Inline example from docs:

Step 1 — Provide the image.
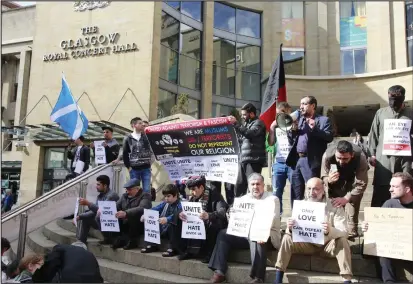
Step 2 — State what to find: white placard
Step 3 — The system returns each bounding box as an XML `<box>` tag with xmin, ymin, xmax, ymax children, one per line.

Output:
<box><xmin>382</xmin><ymin>119</ymin><xmax>412</xmax><ymax>156</ymax></box>
<box><xmin>98</xmin><ymin>201</ymin><xmax>120</xmax><ymax>232</ymax></box>
<box><xmin>249</xmin><ymin>198</ymin><xmax>276</xmax><ymax>242</ymax></box>
<box><xmin>291</xmin><ymin>200</ymin><xmax>325</xmax><ymax>245</ymax></box>
<box><xmin>144</xmin><ymin>209</ymin><xmax>161</xmax><ymax>244</ymax></box>
<box><xmin>160</xmin><ymin>155</ymin><xmax>239</xmax><ymax>184</ymax></box>
<box><xmin>73</xmin><ymin>197</ymin><xmax>79</xmax><ymax>227</ymax></box>
<box><xmin>74</xmin><ymin>160</ymin><xmax>85</xmax><ymax>174</ymax></box>
<box><xmin>94</xmin><ymin>140</ymin><xmax>107</xmax><ymax>165</ymax></box>
<box><xmin>227</xmin><ymin>198</ymin><xmax>255</xmax><ymax>238</ymax></box>
<box><xmin>181</xmin><ymin>202</ymin><xmax>206</xmax><ymax>240</ymax></box>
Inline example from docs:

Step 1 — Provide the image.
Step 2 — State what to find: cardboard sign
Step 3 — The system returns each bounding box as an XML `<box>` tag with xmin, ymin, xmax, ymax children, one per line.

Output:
<box><xmin>249</xmin><ymin>198</ymin><xmax>276</xmax><ymax>242</ymax></box>
<box><xmin>382</xmin><ymin>119</ymin><xmax>412</xmax><ymax>156</ymax></box>
<box><xmin>98</xmin><ymin>201</ymin><xmax>120</xmax><ymax>232</ymax></box>
<box><xmin>291</xmin><ymin>200</ymin><xmax>325</xmax><ymax>245</ymax></box>
<box><xmin>363</xmin><ymin>207</ymin><xmax>413</xmax><ymax>261</ymax></box>
<box><xmin>181</xmin><ymin>202</ymin><xmax>206</xmax><ymax>240</ymax></box>
<box><xmin>145</xmin><ymin>117</ymin><xmax>240</xmax><ymax>184</ymax></box>
<box><xmin>144</xmin><ymin>209</ymin><xmax>161</xmax><ymax>244</ymax></box>
<box><xmin>94</xmin><ymin>140</ymin><xmax>107</xmax><ymax>165</ymax></box>
<box><xmin>227</xmin><ymin>199</ymin><xmax>255</xmax><ymax>238</ymax></box>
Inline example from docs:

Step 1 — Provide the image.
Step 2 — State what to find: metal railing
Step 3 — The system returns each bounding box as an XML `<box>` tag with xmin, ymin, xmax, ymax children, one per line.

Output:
<box><xmin>1</xmin><ymin>162</ymin><xmax>124</xmax><ymax>258</ymax></box>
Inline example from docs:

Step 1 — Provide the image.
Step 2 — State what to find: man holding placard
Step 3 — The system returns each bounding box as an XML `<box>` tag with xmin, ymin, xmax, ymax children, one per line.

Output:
<box><xmin>368</xmin><ymin>85</ymin><xmax>413</xmax><ymax>208</ymax></box>
<box><xmin>274</xmin><ymin>178</ymin><xmax>352</xmax><ymax>284</ymax></box>
<box><xmin>362</xmin><ymin>172</ymin><xmax>413</xmax><ymax>283</ymax></box>
<box><xmin>209</xmin><ymin>173</ymin><xmax>281</xmax><ymax>283</ymax></box>
<box><xmin>112</xmin><ymin>178</ymin><xmax>152</xmax><ymax>250</ymax></box>
<box><xmin>140</xmin><ymin>184</ymin><xmax>183</xmax><ymax>257</ymax></box>
<box><xmin>90</xmin><ymin>126</ymin><xmax>120</xmax><ymax>164</ymax></box>
<box><xmin>76</xmin><ymin>175</ymin><xmax>119</xmax><ymax>245</ymax></box>
<box><xmin>178</xmin><ymin>176</ymin><xmax>228</xmax><ymax>263</ymax></box>
<box><xmin>321</xmin><ymin>140</ymin><xmax>369</xmax><ymax>238</ymax></box>
<box><xmin>67</xmin><ymin>135</ymin><xmax>90</xmax><ymax>178</ymax></box>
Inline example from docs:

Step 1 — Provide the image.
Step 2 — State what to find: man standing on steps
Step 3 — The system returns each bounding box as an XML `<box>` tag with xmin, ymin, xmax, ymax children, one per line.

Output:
<box><xmin>122</xmin><ymin>117</ymin><xmax>154</xmax><ymax>193</ymax></box>
<box><xmin>228</xmin><ymin>103</ymin><xmax>267</xmax><ymax>197</ymax></box>
<box><xmin>368</xmin><ymin>85</ymin><xmax>413</xmax><ymax>208</ymax></box>
<box><xmin>66</xmin><ymin>135</ymin><xmax>90</xmax><ymax>179</ymax></box>
<box><xmin>90</xmin><ymin>126</ymin><xmax>120</xmax><ymax>164</ymax></box>
<box><xmin>76</xmin><ymin>175</ymin><xmax>119</xmax><ymax>245</ymax></box>
<box><xmin>321</xmin><ymin>140</ymin><xmax>369</xmax><ymax>238</ymax></box>
<box><xmin>286</xmin><ymin>96</ymin><xmax>334</xmax><ymax>208</ymax></box>
<box><xmin>362</xmin><ymin>172</ymin><xmax>413</xmax><ymax>283</ymax></box>
<box><xmin>274</xmin><ymin>178</ymin><xmax>352</xmax><ymax>284</ymax></box>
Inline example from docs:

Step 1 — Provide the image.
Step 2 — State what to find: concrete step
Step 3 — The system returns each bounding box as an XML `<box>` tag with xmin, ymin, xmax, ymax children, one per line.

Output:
<box><xmin>50</xmin><ymin>220</ymin><xmax>378</xmax><ymax>278</ymax></box>
<box><xmin>42</xmin><ymin>220</ymin><xmax>378</xmax><ymax>283</ymax></box>
<box><xmin>10</xmin><ymin>239</ymin><xmax>34</xmax><ymax>259</ymax></box>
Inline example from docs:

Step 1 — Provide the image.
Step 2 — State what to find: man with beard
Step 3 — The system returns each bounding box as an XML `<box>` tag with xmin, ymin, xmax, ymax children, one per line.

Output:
<box><xmin>321</xmin><ymin>140</ymin><xmax>369</xmax><ymax>238</ymax></box>
<box><xmin>274</xmin><ymin>178</ymin><xmax>352</xmax><ymax>284</ymax></box>
<box><xmin>286</xmin><ymin>96</ymin><xmax>334</xmax><ymax>207</ymax></box>
<box><xmin>90</xmin><ymin>126</ymin><xmax>120</xmax><ymax>164</ymax></box>
<box><xmin>368</xmin><ymin>85</ymin><xmax>413</xmax><ymax>207</ymax></box>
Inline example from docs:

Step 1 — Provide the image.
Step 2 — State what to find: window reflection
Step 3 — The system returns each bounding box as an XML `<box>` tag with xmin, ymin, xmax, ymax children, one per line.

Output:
<box><xmin>214</xmin><ymin>2</ymin><xmax>236</xmax><ymax>33</ymax></box>
<box><xmin>236</xmin><ymin>43</ymin><xmax>260</xmax><ymax>73</ymax></box>
<box><xmin>179</xmin><ymin>55</ymin><xmax>201</xmax><ymax>90</ymax></box>
<box><xmin>181</xmin><ymin>1</ymin><xmax>202</xmax><ymax>22</ymax></box>
<box><xmin>213</xmin><ymin>37</ymin><xmax>236</xmax><ymax>68</ymax></box>
<box><xmin>166</xmin><ymin>1</ymin><xmax>180</xmax><ymax>10</ymax></box>
<box><xmin>159</xmin><ymin>44</ymin><xmax>179</xmax><ymax>84</ymax></box>
<box><xmin>236</xmin><ymin>9</ymin><xmax>260</xmax><ymax>38</ymax></box>
<box><xmin>212</xmin><ymin>103</ymin><xmax>232</xmax><ymax>117</ymax></box>
<box><xmin>406</xmin><ymin>2</ymin><xmax>413</xmax><ymax>67</ymax></box>
<box><xmin>283</xmin><ymin>51</ymin><xmax>305</xmax><ymax>75</ymax></box>
<box><xmin>157</xmin><ymin>89</ymin><xmax>176</xmax><ymax>118</ymax></box>
<box><xmin>180</xmin><ymin>24</ymin><xmax>202</xmax><ymax>60</ymax></box>
<box><xmin>236</xmin><ymin>70</ymin><xmax>260</xmax><ymax>101</ymax></box>
<box><xmin>213</xmin><ymin>65</ymin><xmax>235</xmax><ymax>97</ymax></box>
<box><xmin>187</xmin><ymin>97</ymin><xmax>200</xmax><ymax>119</ymax></box>
<box><xmin>161</xmin><ymin>12</ymin><xmax>179</xmax><ymax>50</ymax></box>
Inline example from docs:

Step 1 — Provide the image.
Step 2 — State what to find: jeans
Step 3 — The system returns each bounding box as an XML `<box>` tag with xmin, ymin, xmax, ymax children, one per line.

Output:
<box><xmin>130</xmin><ymin>168</ymin><xmax>151</xmax><ymax>193</ymax></box>
<box><xmin>271</xmin><ymin>161</ymin><xmax>292</xmax><ymax>215</ymax></box>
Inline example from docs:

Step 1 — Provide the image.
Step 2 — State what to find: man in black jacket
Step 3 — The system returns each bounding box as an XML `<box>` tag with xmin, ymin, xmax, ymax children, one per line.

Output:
<box><xmin>229</xmin><ymin>103</ymin><xmax>266</xmax><ymax>197</ymax></box>
<box><xmin>112</xmin><ymin>178</ymin><xmax>152</xmax><ymax>250</ymax></box>
<box><xmin>90</xmin><ymin>126</ymin><xmax>120</xmax><ymax>164</ymax></box>
<box><xmin>122</xmin><ymin>117</ymin><xmax>154</xmax><ymax>193</ymax></box>
<box><xmin>32</xmin><ymin>242</ymin><xmax>103</xmax><ymax>283</ymax></box>
<box><xmin>66</xmin><ymin>135</ymin><xmax>90</xmax><ymax>178</ymax></box>
<box><xmin>178</xmin><ymin>176</ymin><xmax>229</xmax><ymax>263</ymax></box>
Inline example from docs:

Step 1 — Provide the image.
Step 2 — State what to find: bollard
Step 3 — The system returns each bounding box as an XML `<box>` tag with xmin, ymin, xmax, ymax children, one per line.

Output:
<box><xmin>16</xmin><ymin>212</ymin><xmax>28</xmax><ymax>260</ymax></box>
<box><xmin>113</xmin><ymin>165</ymin><xmax>122</xmax><ymax>195</ymax></box>
<box><xmin>76</xmin><ymin>180</ymin><xmax>88</xmax><ymax>240</ymax></box>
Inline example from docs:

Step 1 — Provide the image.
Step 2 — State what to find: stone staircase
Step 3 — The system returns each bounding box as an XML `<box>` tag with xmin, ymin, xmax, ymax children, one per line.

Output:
<box><xmin>12</xmin><ymin>217</ymin><xmax>409</xmax><ymax>283</ymax></box>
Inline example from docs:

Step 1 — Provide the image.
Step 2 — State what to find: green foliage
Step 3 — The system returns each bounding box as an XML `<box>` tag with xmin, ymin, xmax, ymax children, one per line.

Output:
<box><xmin>171</xmin><ymin>93</ymin><xmax>189</xmax><ymax>115</ymax></box>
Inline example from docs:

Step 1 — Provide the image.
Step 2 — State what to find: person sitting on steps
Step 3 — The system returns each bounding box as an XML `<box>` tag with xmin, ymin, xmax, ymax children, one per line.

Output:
<box><xmin>140</xmin><ymin>184</ymin><xmax>183</xmax><ymax>257</ymax></box>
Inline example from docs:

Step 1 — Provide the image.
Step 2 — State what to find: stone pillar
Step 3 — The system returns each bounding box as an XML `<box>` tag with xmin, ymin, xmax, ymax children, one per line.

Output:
<box><xmin>390</xmin><ymin>1</ymin><xmax>408</xmax><ymax>69</ymax></box>
<box><xmin>19</xmin><ymin>142</ymin><xmax>45</xmax><ymax>205</ymax></box>
<box><xmin>366</xmin><ymin>2</ymin><xmax>392</xmax><ymax>72</ymax></box>
<box><xmin>327</xmin><ymin>1</ymin><xmax>341</xmax><ymax>75</ymax></box>
<box><xmin>201</xmin><ymin>1</ymin><xmax>214</xmax><ymax>118</ymax></box>
<box><xmin>305</xmin><ymin>2</ymin><xmax>320</xmax><ymax>75</ymax></box>
<box><xmin>148</xmin><ymin>2</ymin><xmax>163</xmax><ymax>122</ymax></box>
<box><xmin>318</xmin><ymin>2</ymin><xmax>329</xmax><ymax>75</ymax></box>
<box><xmin>14</xmin><ymin>50</ymin><xmax>31</xmax><ymax>126</ymax></box>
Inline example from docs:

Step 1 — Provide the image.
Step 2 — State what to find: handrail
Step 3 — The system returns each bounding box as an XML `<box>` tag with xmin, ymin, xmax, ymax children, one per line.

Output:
<box><xmin>1</xmin><ymin>162</ymin><xmax>119</xmax><ymax>223</ymax></box>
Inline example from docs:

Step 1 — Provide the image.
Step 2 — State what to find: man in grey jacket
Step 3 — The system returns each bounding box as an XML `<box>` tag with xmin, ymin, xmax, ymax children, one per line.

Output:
<box><xmin>76</xmin><ymin>175</ymin><xmax>119</xmax><ymax>245</ymax></box>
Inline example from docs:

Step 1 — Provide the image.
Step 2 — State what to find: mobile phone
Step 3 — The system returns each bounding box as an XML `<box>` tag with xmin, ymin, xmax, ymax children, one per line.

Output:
<box><xmin>330</xmin><ymin>164</ymin><xmax>338</xmax><ymax>173</ymax></box>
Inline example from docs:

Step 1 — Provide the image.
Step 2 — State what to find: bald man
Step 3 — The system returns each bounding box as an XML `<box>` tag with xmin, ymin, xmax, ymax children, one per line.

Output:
<box><xmin>274</xmin><ymin>178</ymin><xmax>353</xmax><ymax>284</ymax></box>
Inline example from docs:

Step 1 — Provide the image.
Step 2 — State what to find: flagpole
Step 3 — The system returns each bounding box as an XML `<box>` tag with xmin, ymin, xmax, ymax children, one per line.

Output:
<box><xmin>61</xmin><ymin>72</ymin><xmax>87</xmax><ymax>128</ymax></box>
<box><xmin>276</xmin><ymin>43</ymin><xmax>283</xmax><ymax>102</ymax></box>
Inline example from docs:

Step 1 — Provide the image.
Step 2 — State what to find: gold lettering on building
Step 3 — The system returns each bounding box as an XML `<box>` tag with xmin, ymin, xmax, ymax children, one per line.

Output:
<box><xmin>43</xmin><ymin>26</ymin><xmax>139</xmax><ymax>62</ymax></box>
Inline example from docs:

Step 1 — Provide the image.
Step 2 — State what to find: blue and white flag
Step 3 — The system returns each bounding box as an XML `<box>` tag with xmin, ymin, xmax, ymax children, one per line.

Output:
<box><xmin>50</xmin><ymin>75</ymin><xmax>88</xmax><ymax>140</ymax></box>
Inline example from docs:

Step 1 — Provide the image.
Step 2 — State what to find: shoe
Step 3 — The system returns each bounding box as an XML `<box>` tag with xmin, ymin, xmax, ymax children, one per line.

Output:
<box><xmin>343</xmin><ymin>281</ymin><xmax>352</xmax><ymax>284</ymax></box>
<box><xmin>201</xmin><ymin>256</ymin><xmax>210</xmax><ymax>264</ymax></box>
<box><xmin>250</xmin><ymin>278</ymin><xmax>263</xmax><ymax>283</ymax></box>
<box><xmin>123</xmin><ymin>240</ymin><xmax>138</xmax><ymax>250</ymax></box>
<box><xmin>177</xmin><ymin>252</ymin><xmax>192</xmax><ymax>261</ymax></box>
<box><xmin>211</xmin><ymin>273</ymin><xmax>225</xmax><ymax>283</ymax></box>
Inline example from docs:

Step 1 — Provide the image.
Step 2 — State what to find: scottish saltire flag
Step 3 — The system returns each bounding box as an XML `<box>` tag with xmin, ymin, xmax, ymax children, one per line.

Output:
<box><xmin>50</xmin><ymin>75</ymin><xmax>88</xmax><ymax>140</ymax></box>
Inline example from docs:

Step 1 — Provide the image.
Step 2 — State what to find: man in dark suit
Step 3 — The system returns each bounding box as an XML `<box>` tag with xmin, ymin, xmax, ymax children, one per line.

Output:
<box><xmin>286</xmin><ymin>96</ymin><xmax>334</xmax><ymax>208</ymax></box>
<box><xmin>67</xmin><ymin>135</ymin><xmax>90</xmax><ymax>178</ymax></box>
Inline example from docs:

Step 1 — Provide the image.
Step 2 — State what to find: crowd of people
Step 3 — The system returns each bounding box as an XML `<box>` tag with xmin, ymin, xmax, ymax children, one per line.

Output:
<box><xmin>2</xmin><ymin>84</ymin><xmax>412</xmax><ymax>283</ymax></box>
